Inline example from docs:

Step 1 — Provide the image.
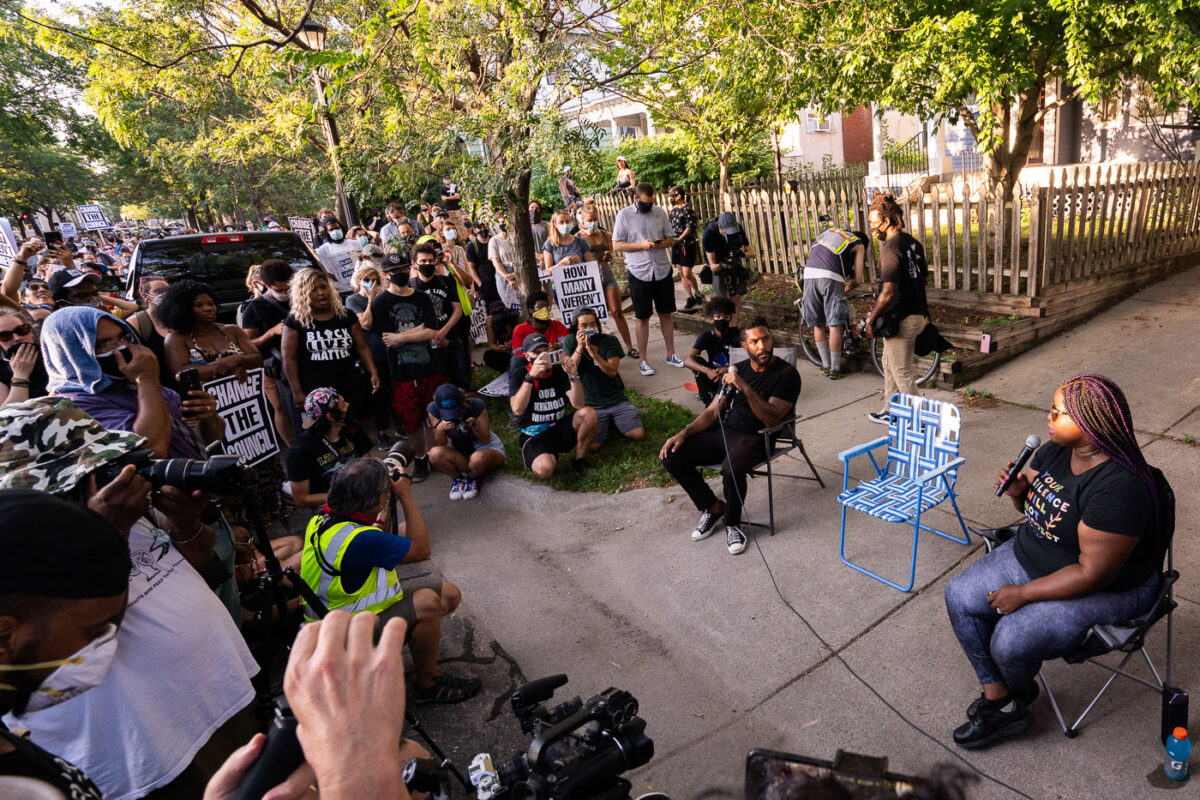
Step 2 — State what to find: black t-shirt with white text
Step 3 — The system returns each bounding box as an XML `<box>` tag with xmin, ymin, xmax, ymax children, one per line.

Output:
<box><xmin>508</xmin><ymin>356</ymin><xmax>571</xmax><ymax>431</ymax></box>
<box><xmin>723</xmin><ymin>356</ymin><xmax>801</xmax><ymax>435</ymax></box>
<box><xmin>409</xmin><ymin>275</ymin><xmax>458</xmax><ymax>332</ymax></box>
<box><xmin>878</xmin><ymin>232</ymin><xmax>929</xmax><ymax>319</ymax></box>
<box><xmin>283</xmin><ymin>312</ymin><xmax>360</xmax><ymax>395</ymax></box>
<box><xmin>0</xmin><ymin>726</ymin><xmax>104</xmax><ymax>799</ymax></box>
<box><xmin>440</xmin><ymin>183</ymin><xmax>462</xmax><ymax>211</ymax></box>
<box><xmin>691</xmin><ymin>327</ymin><xmax>741</xmax><ymax>368</ymax></box>
<box><xmin>285</xmin><ymin>424</ymin><xmax>372</xmax><ymax>494</ymax></box>
<box><xmin>1014</xmin><ymin>442</ymin><xmax>1157</xmax><ymax>590</ymax></box>
<box><xmin>370</xmin><ymin>291</ymin><xmax>438</xmax><ymax>381</ymax></box>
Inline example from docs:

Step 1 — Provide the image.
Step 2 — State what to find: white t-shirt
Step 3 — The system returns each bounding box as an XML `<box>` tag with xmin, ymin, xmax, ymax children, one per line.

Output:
<box><xmin>4</xmin><ymin>519</ymin><xmax>259</xmax><ymax>800</ymax></box>
<box><xmin>315</xmin><ymin>240</ymin><xmax>362</xmax><ymax>293</ymax></box>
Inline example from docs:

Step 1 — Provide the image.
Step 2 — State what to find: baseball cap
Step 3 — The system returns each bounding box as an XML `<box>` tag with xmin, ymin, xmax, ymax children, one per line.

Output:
<box><xmin>361</xmin><ymin>244</ymin><xmax>384</xmax><ymax>261</ymax></box>
<box><xmin>563</xmin><ymin>166</ymin><xmax>572</xmax><ymax>173</ymax></box>
<box><xmin>382</xmin><ymin>252</ymin><xmax>411</xmax><ymax>270</ymax></box>
<box><xmin>522</xmin><ymin>333</ymin><xmax>549</xmax><ymax>353</ymax></box>
<box><xmin>302</xmin><ymin>387</ymin><xmax>342</xmax><ymax>428</ymax></box>
<box><xmin>0</xmin><ymin>397</ymin><xmax>147</xmax><ymax>493</ymax></box>
<box><xmin>717</xmin><ymin>212</ymin><xmax>741</xmax><ymax>235</ymax></box>
<box><xmin>431</xmin><ymin>209</ymin><xmax>449</xmax><ymax>219</ymax></box>
<box><xmin>48</xmin><ymin>268</ymin><xmax>101</xmax><ymax>301</ymax></box>
<box><xmin>432</xmin><ymin>383</ymin><xmax>464</xmax><ymax>420</ymax></box>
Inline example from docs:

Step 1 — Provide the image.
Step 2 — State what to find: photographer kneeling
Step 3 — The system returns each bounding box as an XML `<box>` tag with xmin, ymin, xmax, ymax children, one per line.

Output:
<box><xmin>300</xmin><ymin>457</ymin><xmax>481</xmax><ymax>705</ymax></box>
<box><xmin>427</xmin><ymin>383</ymin><xmax>505</xmax><ymax>501</ymax></box>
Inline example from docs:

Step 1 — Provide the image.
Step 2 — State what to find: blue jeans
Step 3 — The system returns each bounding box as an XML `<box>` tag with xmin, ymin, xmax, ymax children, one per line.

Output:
<box><xmin>944</xmin><ymin>540</ymin><xmax>1158</xmax><ymax>690</ymax></box>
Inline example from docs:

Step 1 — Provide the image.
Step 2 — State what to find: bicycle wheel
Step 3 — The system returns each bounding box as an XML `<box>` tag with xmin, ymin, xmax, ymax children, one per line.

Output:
<box><xmin>794</xmin><ymin>300</ymin><xmax>823</xmax><ymax>366</ymax></box>
<box><xmin>869</xmin><ymin>338</ymin><xmax>942</xmax><ymax>386</ymax></box>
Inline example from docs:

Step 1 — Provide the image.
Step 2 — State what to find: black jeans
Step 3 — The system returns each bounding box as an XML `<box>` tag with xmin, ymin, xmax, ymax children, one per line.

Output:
<box><xmin>661</xmin><ymin>426</ymin><xmax>767</xmax><ymax>527</ymax></box>
<box><xmin>689</xmin><ymin>356</ymin><xmax>719</xmax><ymax>404</ymax></box>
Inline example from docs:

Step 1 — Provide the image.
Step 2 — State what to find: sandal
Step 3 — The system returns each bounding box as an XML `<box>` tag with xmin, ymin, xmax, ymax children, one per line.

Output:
<box><xmin>410</xmin><ymin>673</ymin><xmax>482</xmax><ymax>705</ymax></box>
<box><xmin>627</xmin><ymin>347</ymin><xmax>640</xmax><ymax>359</ymax></box>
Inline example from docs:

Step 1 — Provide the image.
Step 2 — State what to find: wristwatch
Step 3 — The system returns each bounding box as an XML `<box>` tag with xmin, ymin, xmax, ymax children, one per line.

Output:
<box><xmin>523</xmin><ymin>373</ymin><xmax>536</xmax><ymax>385</ymax></box>
<box><xmin>569</xmin><ymin>376</ymin><xmax>581</xmax><ymax>383</ymax></box>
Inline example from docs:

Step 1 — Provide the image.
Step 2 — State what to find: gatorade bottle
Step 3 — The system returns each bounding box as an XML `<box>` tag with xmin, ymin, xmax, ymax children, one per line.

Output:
<box><xmin>1164</xmin><ymin>727</ymin><xmax>1191</xmax><ymax>781</ymax></box>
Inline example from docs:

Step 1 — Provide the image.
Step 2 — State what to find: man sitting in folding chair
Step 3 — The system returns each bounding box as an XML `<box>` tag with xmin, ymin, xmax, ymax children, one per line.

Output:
<box><xmin>660</xmin><ymin>317</ymin><xmax>800</xmax><ymax>556</ymax></box>
<box><xmin>944</xmin><ymin>374</ymin><xmax>1163</xmax><ymax>750</ymax></box>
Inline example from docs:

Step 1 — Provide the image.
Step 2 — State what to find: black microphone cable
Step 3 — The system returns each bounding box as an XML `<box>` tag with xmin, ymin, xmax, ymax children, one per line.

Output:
<box><xmin>711</xmin><ymin>396</ymin><xmax>1033</xmax><ymax>800</ymax></box>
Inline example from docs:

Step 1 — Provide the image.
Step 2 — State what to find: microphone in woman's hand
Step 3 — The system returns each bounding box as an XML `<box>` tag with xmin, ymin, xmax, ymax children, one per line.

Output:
<box><xmin>996</xmin><ymin>434</ymin><xmax>1040</xmax><ymax>496</ymax></box>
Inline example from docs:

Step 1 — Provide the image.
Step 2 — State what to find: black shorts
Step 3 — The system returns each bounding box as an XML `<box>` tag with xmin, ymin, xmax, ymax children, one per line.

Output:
<box><xmin>378</xmin><ymin>581</ymin><xmax>443</xmax><ymax>642</ymax></box>
<box><xmin>627</xmin><ymin>272</ymin><xmax>677</xmax><ymax>320</ymax></box>
<box><xmin>672</xmin><ymin>240</ymin><xmax>698</xmax><ymax>267</ymax></box>
<box><xmin>519</xmin><ymin>414</ymin><xmax>578</xmax><ymax>468</ymax></box>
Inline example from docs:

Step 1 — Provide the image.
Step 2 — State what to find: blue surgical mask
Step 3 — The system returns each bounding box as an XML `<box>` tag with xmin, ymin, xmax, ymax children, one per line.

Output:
<box><xmin>329</xmin><ymin>229</ymin><xmax>344</xmax><ymax>242</ymax></box>
<box><xmin>361</xmin><ymin>279</ymin><xmax>375</xmax><ymax>291</ymax></box>
<box><xmin>585</xmin><ymin>220</ymin><xmax>598</xmax><ymax>232</ymax></box>
<box><xmin>444</xmin><ymin>229</ymin><xmax>458</xmax><ymax>241</ymax></box>
<box><xmin>357</xmin><ymin>235</ymin><xmax>369</xmax><ymax>246</ymax></box>
<box><xmin>556</xmin><ymin>223</ymin><xmax>572</xmax><ymax>235</ymax></box>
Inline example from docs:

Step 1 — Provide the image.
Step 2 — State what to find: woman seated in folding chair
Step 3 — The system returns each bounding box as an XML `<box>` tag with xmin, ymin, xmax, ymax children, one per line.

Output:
<box><xmin>944</xmin><ymin>374</ymin><xmax>1161</xmax><ymax>749</ymax></box>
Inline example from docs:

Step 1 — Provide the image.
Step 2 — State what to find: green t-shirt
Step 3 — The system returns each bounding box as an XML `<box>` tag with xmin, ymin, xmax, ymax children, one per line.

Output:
<box><xmin>563</xmin><ymin>332</ymin><xmax>626</xmax><ymax>408</ymax></box>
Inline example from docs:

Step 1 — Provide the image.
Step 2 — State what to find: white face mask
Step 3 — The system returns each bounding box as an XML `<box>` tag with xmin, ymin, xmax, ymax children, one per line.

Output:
<box><xmin>267</xmin><ymin>288</ymin><xmax>289</xmax><ymax>302</ymax></box>
<box><xmin>444</xmin><ymin>229</ymin><xmax>458</xmax><ymax>241</ymax></box>
<box><xmin>0</xmin><ymin>624</ymin><xmax>119</xmax><ymax>714</ymax></box>
<box><xmin>556</xmin><ymin>223</ymin><xmax>572</xmax><ymax>235</ymax></box>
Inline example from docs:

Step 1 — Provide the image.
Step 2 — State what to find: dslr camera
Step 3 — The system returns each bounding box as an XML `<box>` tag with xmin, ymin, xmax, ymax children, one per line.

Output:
<box><xmin>382</xmin><ymin>439</ymin><xmax>413</xmax><ymax>481</ymax></box>
<box><xmin>93</xmin><ymin>449</ymin><xmax>246</xmax><ymax>498</ymax></box>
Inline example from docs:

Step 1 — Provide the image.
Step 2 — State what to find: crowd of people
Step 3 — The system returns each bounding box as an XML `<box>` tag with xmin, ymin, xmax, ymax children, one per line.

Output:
<box><xmin>0</xmin><ymin>168</ymin><xmax>1171</xmax><ymax>798</ymax></box>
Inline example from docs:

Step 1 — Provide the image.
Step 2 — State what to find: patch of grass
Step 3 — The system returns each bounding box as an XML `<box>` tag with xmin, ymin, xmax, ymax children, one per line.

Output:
<box><xmin>1184</xmin><ymin>433</ymin><xmax>1196</xmax><ymax>445</ymax></box>
<box><xmin>471</xmin><ymin>366</ymin><xmax>694</xmax><ymax>493</ymax></box>
<box><xmin>980</xmin><ymin>314</ymin><xmax>1021</xmax><ymax>331</ymax></box>
<box><xmin>1022</xmin><ymin>403</ymin><xmax>1037</xmax><ymax>410</ymax></box>
<box><xmin>961</xmin><ymin>386</ymin><xmax>994</xmax><ymax>399</ymax></box>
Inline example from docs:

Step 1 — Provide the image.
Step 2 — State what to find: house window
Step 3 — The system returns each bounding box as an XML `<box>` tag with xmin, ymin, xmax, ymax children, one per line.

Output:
<box><xmin>806</xmin><ymin>113</ymin><xmax>834</xmax><ymax>133</ymax></box>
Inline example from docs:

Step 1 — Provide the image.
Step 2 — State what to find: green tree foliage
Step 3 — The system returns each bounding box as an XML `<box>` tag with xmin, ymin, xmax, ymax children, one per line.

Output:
<box><xmin>799</xmin><ymin>0</ymin><xmax>1200</xmax><ymax>198</ymax></box>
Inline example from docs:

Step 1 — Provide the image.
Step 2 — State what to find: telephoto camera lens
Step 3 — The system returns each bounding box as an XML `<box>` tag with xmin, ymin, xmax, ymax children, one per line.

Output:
<box><xmin>144</xmin><ymin>454</ymin><xmax>246</xmax><ymax>498</ymax></box>
<box><xmin>383</xmin><ymin>439</ymin><xmax>413</xmax><ymax>481</ymax></box>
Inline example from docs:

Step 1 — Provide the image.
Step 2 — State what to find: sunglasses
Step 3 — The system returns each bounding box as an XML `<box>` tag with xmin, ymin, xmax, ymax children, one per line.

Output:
<box><xmin>1049</xmin><ymin>405</ymin><xmax>1070</xmax><ymax>421</ymax></box>
<box><xmin>0</xmin><ymin>323</ymin><xmax>34</xmax><ymax>342</ymax></box>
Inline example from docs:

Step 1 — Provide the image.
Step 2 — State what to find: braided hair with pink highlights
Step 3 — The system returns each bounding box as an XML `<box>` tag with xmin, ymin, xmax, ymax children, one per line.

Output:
<box><xmin>1059</xmin><ymin>374</ymin><xmax>1159</xmax><ymax>517</ymax></box>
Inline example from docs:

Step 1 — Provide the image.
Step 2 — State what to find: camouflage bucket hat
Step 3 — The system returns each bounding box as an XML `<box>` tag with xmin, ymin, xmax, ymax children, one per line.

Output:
<box><xmin>0</xmin><ymin>397</ymin><xmax>147</xmax><ymax>493</ymax></box>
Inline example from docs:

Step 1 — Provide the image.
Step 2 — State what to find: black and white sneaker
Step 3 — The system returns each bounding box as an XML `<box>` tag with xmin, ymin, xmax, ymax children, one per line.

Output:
<box><xmin>691</xmin><ymin>509</ymin><xmax>721</xmax><ymax>541</ymax></box>
<box><xmin>867</xmin><ymin>410</ymin><xmax>890</xmax><ymax>425</ymax></box>
<box><xmin>726</xmin><ymin>525</ymin><xmax>748</xmax><ymax>555</ymax></box>
<box><xmin>409</xmin><ymin>455</ymin><xmax>430</xmax><ymax>483</ymax></box>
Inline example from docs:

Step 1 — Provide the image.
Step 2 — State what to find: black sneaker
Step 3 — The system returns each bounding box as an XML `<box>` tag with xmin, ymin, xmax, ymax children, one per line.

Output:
<box><xmin>691</xmin><ymin>508</ymin><xmax>721</xmax><ymax>541</ymax></box>
<box><xmin>684</xmin><ymin>295</ymin><xmax>700</xmax><ymax>310</ymax></box>
<box><xmin>867</xmin><ymin>410</ymin><xmax>890</xmax><ymax>425</ymax></box>
<box><xmin>725</xmin><ymin>525</ymin><xmax>748</xmax><ymax>555</ymax></box>
<box><xmin>967</xmin><ymin>683</ymin><xmax>1039</xmax><ymax>721</ymax></box>
<box><xmin>376</xmin><ymin>432</ymin><xmax>393</xmax><ymax>451</ymax></box>
<box><xmin>409</xmin><ymin>455</ymin><xmax>430</xmax><ymax>483</ymax></box>
<box><xmin>953</xmin><ymin>698</ymin><xmax>1033</xmax><ymax>749</ymax></box>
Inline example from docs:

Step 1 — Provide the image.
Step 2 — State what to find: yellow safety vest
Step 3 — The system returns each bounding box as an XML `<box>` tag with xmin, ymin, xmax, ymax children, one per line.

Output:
<box><xmin>300</xmin><ymin>516</ymin><xmax>404</xmax><ymax>622</ymax></box>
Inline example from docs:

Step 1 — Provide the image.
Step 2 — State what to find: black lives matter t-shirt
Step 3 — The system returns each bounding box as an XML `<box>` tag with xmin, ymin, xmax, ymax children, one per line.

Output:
<box><xmin>690</xmin><ymin>327</ymin><xmax>740</xmax><ymax>368</ymax></box>
<box><xmin>1014</xmin><ymin>442</ymin><xmax>1157</xmax><ymax>590</ymax></box>
<box><xmin>878</xmin><ymin>231</ymin><xmax>930</xmax><ymax>319</ymax></box>
<box><xmin>723</xmin><ymin>356</ymin><xmax>801</xmax><ymax>435</ymax></box>
<box><xmin>284</xmin><ymin>313</ymin><xmax>359</xmax><ymax>394</ymax></box>
<box><xmin>507</xmin><ymin>356</ymin><xmax>570</xmax><ymax>431</ymax></box>
<box><xmin>370</xmin><ymin>291</ymin><xmax>438</xmax><ymax>382</ymax></box>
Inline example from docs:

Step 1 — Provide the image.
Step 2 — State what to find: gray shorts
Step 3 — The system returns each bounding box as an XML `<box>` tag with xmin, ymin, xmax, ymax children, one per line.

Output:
<box><xmin>801</xmin><ymin>277</ymin><xmax>849</xmax><ymax>327</ymax></box>
<box><xmin>599</xmin><ymin>262</ymin><xmax>619</xmax><ymax>293</ymax></box>
<box><xmin>594</xmin><ymin>399</ymin><xmax>643</xmax><ymax>446</ymax></box>
<box><xmin>474</xmin><ymin>431</ymin><xmax>506</xmax><ymax>457</ymax></box>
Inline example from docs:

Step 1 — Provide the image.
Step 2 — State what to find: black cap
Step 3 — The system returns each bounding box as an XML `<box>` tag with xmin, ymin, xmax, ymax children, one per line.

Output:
<box><xmin>382</xmin><ymin>252</ymin><xmax>411</xmax><ymax>270</ymax></box>
<box><xmin>522</xmin><ymin>333</ymin><xmax>549</xmax><ymax>353</ymax></box>
<box><xmin>432</xmin><ymin>383</ymin><xmax>464</xmax><ymax>420</ymax></box>
<box><xmin>47</xmin><ymin>268</ymin><xmax>101</xmax><ymax>301</ymax></box>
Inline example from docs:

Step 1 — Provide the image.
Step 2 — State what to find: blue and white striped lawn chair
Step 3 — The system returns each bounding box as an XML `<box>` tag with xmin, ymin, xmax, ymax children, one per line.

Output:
<box><xmin>837</xmin><ymin>393</ymin><xmax>970</xmax><ymax>591</ymax></box>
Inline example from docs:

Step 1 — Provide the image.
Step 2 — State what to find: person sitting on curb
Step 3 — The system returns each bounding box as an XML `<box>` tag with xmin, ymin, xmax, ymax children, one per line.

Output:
<box><xmin>427</xmin><ymin>383</ymin><xmax>506</xmax><ymax>500</ymax></box>
<box><xmin>683</xmin><ymin>295</ymin><xmax>740</xmax><ymax>406</ymax></box>
<box><xmin>508</xmin><ymin>333</ymin><xmax>597</xmax><ymax>478</ymax></box>
<box><xmin>300</xmin><ymin>457</ymin><xmax>481</xmax><ymax>705</ymax></box>
<box><xmin>562</xmin><ymin>308</ymin><xmax>644</xmax><ymax>451</ymax></box>
<box><xmin>285</xmin><ymin>388</ymin><xmax>373</xmax><ymax>510</ymax></box>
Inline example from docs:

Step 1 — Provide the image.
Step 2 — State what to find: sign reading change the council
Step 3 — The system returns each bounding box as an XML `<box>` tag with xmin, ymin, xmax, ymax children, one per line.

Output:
<box><xmin>75</xmin><ymin>204</ymin><xmax>112</xmax><ymax>230</ymax></box>
<box><xmin>202</xmin><ymin>368</ymin><xmax>280</xmax><ymax>467</ymax></box>
<box><xmin>288</xmin><ymin>216</ymin><xmax>316</xmax><ymax>248</ymax></box>
<box><xmin>550</xmin><ymin>260</ymin><xmax>608</xmax><ymax>326</ymax></box>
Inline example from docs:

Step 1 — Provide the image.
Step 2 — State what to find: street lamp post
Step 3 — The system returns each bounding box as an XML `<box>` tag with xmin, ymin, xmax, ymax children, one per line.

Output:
<box><xmin>296</xmin><ymin>20</ymin><xmax>359</xmax><ymax>228</ymax></box>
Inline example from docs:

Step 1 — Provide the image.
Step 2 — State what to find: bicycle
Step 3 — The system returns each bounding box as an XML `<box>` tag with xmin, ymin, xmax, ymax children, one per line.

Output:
<box><xmin>793</xmin><ymin>292</ymin><xmax>941</xmax><ymax>386</ymax></box>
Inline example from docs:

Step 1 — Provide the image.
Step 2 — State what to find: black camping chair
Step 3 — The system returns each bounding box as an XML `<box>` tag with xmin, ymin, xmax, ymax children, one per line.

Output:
<box><xmin>969</xmin><ymin>467</ymin><xmax>1177</xmax><ymax>737</ymax></box>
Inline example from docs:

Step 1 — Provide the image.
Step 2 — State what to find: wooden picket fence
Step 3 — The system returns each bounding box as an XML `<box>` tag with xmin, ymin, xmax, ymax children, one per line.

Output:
<box><xmin>588</xmin><ymin>161</ymin><xmax>1200</xmax><ymax>299</ymax></box>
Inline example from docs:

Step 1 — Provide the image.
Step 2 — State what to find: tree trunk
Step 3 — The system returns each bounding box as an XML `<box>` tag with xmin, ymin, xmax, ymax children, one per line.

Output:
<box><xmin>718</xmin><ymin>151</ymin><xmax>732</xmax><ymax>210</ymax></box>
<box><xmin>984</xmin><ymin>82</ymin><xmax>1044</xmax><ymax>201</ymax></box>
<box><xmin>771</xmin><ymin>128</ymin><xmax>784</xmax><ymax>190</ymax></box>
<box><xmin>507</xmin><ymin>169</ymin><xmax>539</xmax><ymax>296</ymax></box>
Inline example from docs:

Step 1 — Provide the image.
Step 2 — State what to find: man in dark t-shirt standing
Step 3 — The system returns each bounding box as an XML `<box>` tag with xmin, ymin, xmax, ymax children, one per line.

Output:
<box><xmin>371</xmin><ymin>251</ymin><xmax>441</xmax><ymax>481</ymax></box>
<box><xmin>661</xmin><ymin>317</ymin><xmax>801</xmax><ymax>556</ymax></box>
<box><xmin>863</xmin><ymin>193</ymin><xmax>930</xmax><ymax>424</ymax></box>
<box><xmin>409</xmin><ymin>244</ymin><xmax>465</xmax><ymax>390</ymax></box>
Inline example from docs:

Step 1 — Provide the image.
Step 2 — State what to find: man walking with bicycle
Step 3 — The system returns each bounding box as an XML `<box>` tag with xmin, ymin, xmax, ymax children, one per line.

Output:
<box><xmin>863</xmin><ymin>193</ymin><xmax>930</xmax><ymax>424</ymax></box>
<box><xmin>799</xmin><ymin>226</ymin><xmax>868</xmax><ymax>379</ymax></box>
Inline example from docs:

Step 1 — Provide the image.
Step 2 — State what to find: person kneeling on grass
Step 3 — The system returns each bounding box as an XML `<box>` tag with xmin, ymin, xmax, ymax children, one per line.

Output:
<box><xmin>300</xmin><ymin>457</ymin><xmax>481</xmax><ymax>705</ymax></box>
<box><xmin>562</xmin><ymin>307</ymin><xmax>644</xmax><ymax>451</ymax></box>
<box><xmin>427</xmin><ymin>383</ymin><xmax>506</xmax><ymax>500</ymax></box>
<box><xmin>508</xmin><ymin>333</ymin><xmax>597</xmax><ymax>478</ymax></box>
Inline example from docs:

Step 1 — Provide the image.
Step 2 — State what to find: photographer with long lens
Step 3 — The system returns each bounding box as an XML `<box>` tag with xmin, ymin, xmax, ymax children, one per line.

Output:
<box><xmin>426</xmin><ymin>383</ymin><xmax>506</xmax><ymax>500</ymax></box>
<box><xmin>701</xmin><ymin>212</ymin><xmax>756</xmax><ymax>326</ymax></box>
<box><xmin>0</xmin><ymin>398</ymin><xmax>260</xmax><ymax>799</ymax></box>
<box><xmin>299</xmin><ymin>457</ymin><xmax>482</xmax><ymax>705</ymax></box>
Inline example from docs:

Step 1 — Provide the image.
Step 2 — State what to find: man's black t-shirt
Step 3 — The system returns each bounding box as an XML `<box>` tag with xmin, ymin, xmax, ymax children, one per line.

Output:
<box><xmin>283</xmin><ymin>313</ymin><xmax>359</xmax><ymax>394</ymax></box>
<box><xmin>507</xmin><ymin>356</ymin><xmax>571</xmax><ymax>430</ymax></box>
<box><xmin>723</xmin><ymin>356</ymin><xmax>801</xmax><ymax>435</ymax></box>
<box><xmin>690</xmin><ymin>327</ymin><xmax>741</xmax><ymax>368</ymax></box>
<box><xmin>409</xmin><ymin>275</ymin><xmax>458</xmax><ymax>332</ymax></box>
<box><xmin>701</xmin><ymin>219</ymin><xmax>748</xmax><ymax>262</ymax></box>
<box><xmin>440</xmin><ymin>182</ymin><xmax>462</xmax><ymax>211</ymax></box>
<box><xmin>1014</xmin><ymin>442</ymin><xmax>1157</xmax><ymax>590</ymax></box>
<box><xmin>242</xmin><ymin>295</ymin><xmax>290</xmax><ymax>376</ymax></box>
<box><xmin>878</xmin><ymin>232</ymin><xmax>929</xmax><ymax>319</ymax></box>
<box><xmin>285</xmin><ymin>424</ymin><xmax>372</xmax><ymax>494</ymax></box>
<box><xmin>0</xmin><ymin>726</ymin><xmax>104</xmax><ymax>799</ymax></box>
<box><xmin>467</xmin><ymin>240</ymin><xmax>494</xmax><ymax>284</ymax></box>
<box><xmin>370</xmin><ymin>291</ymin><xmax>438</xmax><ymax>381</ymax></box>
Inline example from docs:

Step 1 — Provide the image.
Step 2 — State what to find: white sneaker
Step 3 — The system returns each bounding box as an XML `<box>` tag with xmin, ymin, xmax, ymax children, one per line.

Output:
<box><xmin>448</xmin><ymin>475</ymin><xmax>465</xmax><ymax>500</ymax></box>
<box><xmin>639</xmin><ymin>360</ymin><xmax>656</xmax><ymax>376</ymax></box>
<box><xmin>461</xmin><ymin>476</ymin><xmax>478</xmax><ymax>500</ymax></box>
<box><xmin>665</xmin><ymin>354</ymin><xmax>684</xmax><ymax>368</ymax></box>
<box><xmin>726</xmin><ymin>525</ymin><xmax>748</xmax><ymax>555</ymax></box>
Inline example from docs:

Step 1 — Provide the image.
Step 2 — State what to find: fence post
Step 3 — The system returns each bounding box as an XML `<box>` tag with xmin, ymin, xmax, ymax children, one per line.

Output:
<box><xmin>1027</xmin><ymin>184</ymin><xmax>1041</xmax><ymax>297</ymax></box>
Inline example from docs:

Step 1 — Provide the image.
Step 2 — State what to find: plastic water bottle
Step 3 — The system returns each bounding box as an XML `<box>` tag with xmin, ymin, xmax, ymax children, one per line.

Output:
<box><xmin>1164</xmin><ymin>726</ymin><xmax>1191</xmax><ymax>781</ymax></box>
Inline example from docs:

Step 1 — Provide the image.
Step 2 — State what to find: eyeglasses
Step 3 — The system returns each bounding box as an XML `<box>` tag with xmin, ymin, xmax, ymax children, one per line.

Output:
<box><xmin>1049</xmin><ymin>405</ymin><xmax>1070</xmax><ymax>421</ymax></box>
<box><xmin>95</xmin><ymin>331</ymin><xmax>133</xmax><ymax>355</ymax></box>
<box><xmin>0</xmin><ymin>324</ymin><xmax>33</xmax><ymax>342</ymax></box>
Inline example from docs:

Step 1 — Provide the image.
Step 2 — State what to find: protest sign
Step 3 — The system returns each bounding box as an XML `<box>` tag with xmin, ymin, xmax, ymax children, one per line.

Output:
<box><xmin>477</xmin><ymin>372</ymin><xmax>510</xmax><ymax>398</ymax></box>
<box><xmin>469</xmin><ymin>301</ymin><xmax>489</xmax><ymax>345</ymax></box>
<box><xmin>0</xmin><ymin>219</ymin><xmax>18</xmax><ymax>273</ymax></box>
<box><xmin>59</xmin><ymin>221</ymin><xmax>77</xmax><ymax>238</ymax></box>
<box><xmin>202</xmin><ymin>368</ymin><xmax>280</xmax><ymax>467</ymax></box>
<box><xmin>288</xmin><ymin>216</ymin><xmax>316</xmax><ymax>248</ymax></box>
<box><xmin>550</xmin><ymin>260</ymin><xmax>607</xmax><ymax>326</ymax></box>
<box><xmin>75</xmin><ymin>204</ymin><xmax>111</xmax><ymax>230</ymax></box>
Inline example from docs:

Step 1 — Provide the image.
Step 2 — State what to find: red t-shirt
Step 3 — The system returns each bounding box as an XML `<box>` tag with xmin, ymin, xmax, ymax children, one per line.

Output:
<box><xmin>512</xmin><ymin>320</ymin><xmax>569</xmax><ymax>352</ymax></box>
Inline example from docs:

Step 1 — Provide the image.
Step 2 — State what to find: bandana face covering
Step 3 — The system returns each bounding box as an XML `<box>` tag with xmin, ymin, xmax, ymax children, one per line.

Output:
<box><xmin>0</xmin><ymin>624</ymin><xmax>119</xmax><ymax>714</ymax></box>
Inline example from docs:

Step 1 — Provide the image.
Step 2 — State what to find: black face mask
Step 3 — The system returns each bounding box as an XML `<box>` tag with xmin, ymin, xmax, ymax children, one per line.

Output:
<box><xmin>388</xmin><ymin>270</ymin><xmax>411</xmax><ymax>285</ymax></box>
<box><xmin>3</xmin><ymin>342</ymin><xmax>27</xmax><ymax>360</ymax></box>
<box><xmin>529</xmin><ymin>210</ymin><xmax>542</xmax><ymax>223</ymax></box>
<box><xmin>714</xmin><ymin>319</ymin><xmax>731</xmax><ymax>335</ymax></box>
<box><xmin>327</xmin><ymin>409</ymin><xmax>346</xmax><ymax>424</ymax></box>
<box><xmin>636</xmin><ymin>200</ymin><xmax>653</xmax><ymax>214</ymax></box>
<box><xmin>417</xmin><ymin>263</ymin><xmax>437</xmax><ymax>278</ymax></box>
<box><xmin>96</xmin><ymin>346</ymin><xmax>129</xmax><ymax>379</ymax></box>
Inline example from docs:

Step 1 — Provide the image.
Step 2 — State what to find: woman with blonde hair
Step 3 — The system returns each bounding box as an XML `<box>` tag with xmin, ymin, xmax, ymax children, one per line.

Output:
<box><xmin>540</xmin><ymin>208</ymin><xmax>591</xmax><ymax>276</ymax></box>
<box><xmin>281</xmin><ymin>268</ymin><xmax>379</xmax><ymax>423</ymax></box>
<box><xmin>577</xmin><ymin>202</ymin><xmax>635</xmax><ymax>355</ymax></box>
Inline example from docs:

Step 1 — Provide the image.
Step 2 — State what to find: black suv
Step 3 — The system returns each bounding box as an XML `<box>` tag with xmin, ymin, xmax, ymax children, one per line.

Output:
<box><xmin>124</xmin><ymin>231</ymin><xmax>322</xmax><ymax>317</ymax></box>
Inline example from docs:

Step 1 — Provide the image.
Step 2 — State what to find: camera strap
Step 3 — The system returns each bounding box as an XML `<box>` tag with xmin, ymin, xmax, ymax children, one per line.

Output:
<box><xmin>309</xmin><ymin>513</ymin><xmax>380</xmax><ymax>578</ymax></box>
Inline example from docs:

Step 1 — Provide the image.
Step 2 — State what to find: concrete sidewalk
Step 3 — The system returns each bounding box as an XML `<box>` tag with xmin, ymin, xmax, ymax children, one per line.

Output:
<box><xmin>398</xmin><ymin>265</ymin><xmax>1200</xmax><ymax>799</ymax></box>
